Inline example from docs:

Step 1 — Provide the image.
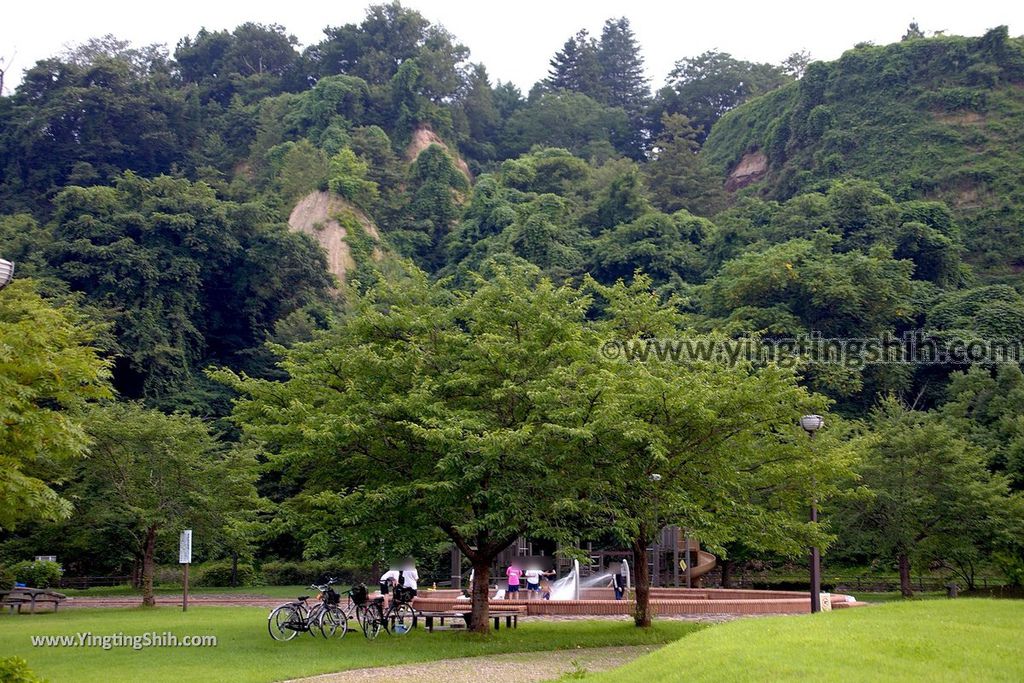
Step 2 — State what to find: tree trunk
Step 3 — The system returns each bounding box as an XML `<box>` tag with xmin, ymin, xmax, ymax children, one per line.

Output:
<box><xmin>631</xmin><ymin>535</ymin><xmax>652</xmax><ymax>627</ymax></box>
<box><xmin>898</xmin><ymin>552</ymin><xmax>913</xmax><ymax>598</ymax></box>
<box><xmin>469</xmin><ymin>559</ymin><xmax>492</xmax><ymax>633</ymax></box>
<box><xmin>720</xmin><ymin>558</ymin><xmax>733</xmax><ymax>589</ymax></box>
<box><xmin>142</xmin><ymin>525</ymin><xmax>158</xmax><ymax>607</ymax></box>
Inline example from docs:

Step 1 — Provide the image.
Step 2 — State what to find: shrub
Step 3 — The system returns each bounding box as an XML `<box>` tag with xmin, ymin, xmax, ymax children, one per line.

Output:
<box><xmin>259</xmin><ymin>561</ymin><xmax>306</xmax><ymax>586</ymax></box>
<box><xmin>259</xmin><ymin>560</ymin><xmax>356</xmax><ymax>586</ymax></box>
<box><xmin>152</xmin><ymin>565</ymin><xmax>183</xmax><ymax>586</ymax></box>
<box><xmin>0</xmin><ymin>565</ymin><xmax>14</xmax><ymax>592</ymax></box>
<box><xmin>193</xmin><ymin>560</ymin><xmax>257</xmax><ymax>588</ymax></box>
<box><xmin>0</xmin><ymin>657</ymin><xmax>45</xmax><ymax>683</ymax></box>
<box><xmin>11</xmin><ymin>560</ymin><xmax>63</xmax><ymax>588</ymax></box>
<box><xmin>994</xmin><ymin>553</ymin><xmax>1024</xmax><ymax>587</ymax></box>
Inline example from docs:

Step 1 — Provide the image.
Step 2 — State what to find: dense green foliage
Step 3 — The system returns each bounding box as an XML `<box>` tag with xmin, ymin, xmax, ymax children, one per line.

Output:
<box><xmin>0</xmin><ymin>657</ymin><xmax>46</xmax><ymax>683</ymax></box>
<box><xmin>9</xmin><ymin>559</ymin><xmax>63</xmax><ymax>588</ymax></box>
<box><xmin>703</xmin><ymin>27</ymin><xmax>1024</xmax><ymax>280</ymax></box>
<box><xmin>2</xmin><ymin>4</ymin><xmax>1024</xmax><ymax>614</ymax></box>
<box><xmin>0</xmin><ymin>280</ymin><xmax>110</xmax><ymax>530</ymax></box>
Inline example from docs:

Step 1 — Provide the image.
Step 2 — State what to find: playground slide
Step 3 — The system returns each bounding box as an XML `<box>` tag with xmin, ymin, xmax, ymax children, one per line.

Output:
<box><xmin>689</xmin><ymin>550</ymin><xmax>717</xmax><ymax>579</ymax></box>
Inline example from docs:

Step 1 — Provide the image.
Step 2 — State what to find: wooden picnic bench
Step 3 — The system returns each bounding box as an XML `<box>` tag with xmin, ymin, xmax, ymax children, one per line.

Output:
<box><xmin>0</xmin><ymin>588</ymin><xmax>67</xmax><ymax>614</ymax></box>
<box><xmin>417</xmin><ymin>605</ymin><xmax>526</xmax><ymax>632</ymax></box>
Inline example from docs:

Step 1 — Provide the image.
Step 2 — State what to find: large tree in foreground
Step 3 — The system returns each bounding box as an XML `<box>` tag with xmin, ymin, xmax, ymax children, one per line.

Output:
<box><xmin>0</xmin><ymin>280</ymin><xmax>111</xmax><ymax>530</ymax></box>
<box><xmin>220</xmin><ymin>264</ymin><xmax>598</xmax><ymax>632</ymax></box>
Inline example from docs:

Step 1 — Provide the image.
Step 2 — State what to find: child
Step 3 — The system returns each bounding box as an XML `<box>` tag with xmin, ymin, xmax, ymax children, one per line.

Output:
<box><xmin>505</xmin><ymin>562</ymin><xmax>523</xmax><ymax>599</ymax></box>
<box><xmin>523</xmin><ymin>565</ymin><xmax>554</xmax><ymax>600</ymax></box>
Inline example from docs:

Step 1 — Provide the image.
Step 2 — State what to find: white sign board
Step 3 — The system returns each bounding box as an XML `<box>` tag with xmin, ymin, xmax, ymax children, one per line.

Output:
<box><xmin>179</xmin><ymin>529</ymin><xmax>192</xmax><ymax>564</ymax></box>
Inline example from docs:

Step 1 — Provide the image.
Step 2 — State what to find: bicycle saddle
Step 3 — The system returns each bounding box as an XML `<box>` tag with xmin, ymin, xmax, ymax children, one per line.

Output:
<box><xmin>297</xmin><ymin>595</ymin><xmax>309</xmax><ymax>601</ymax></box>
<box><xmin>371</xmin><ymin>596</ymin><xmax>385</xmax><ymax>604</ymax></box>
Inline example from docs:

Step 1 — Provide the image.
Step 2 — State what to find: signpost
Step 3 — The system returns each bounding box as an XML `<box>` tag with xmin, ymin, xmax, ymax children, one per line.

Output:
<box><xmin>179</xmin><ymin>530</ymin><xmax>192</xmax><ymax>612</ymax></box>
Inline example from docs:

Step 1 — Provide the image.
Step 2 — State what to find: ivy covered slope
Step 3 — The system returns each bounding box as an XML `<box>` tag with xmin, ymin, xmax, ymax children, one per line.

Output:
<box><xmin>702</xmin><ymin>27</ymin><xmax>1024</xmax><ymax>281</ymax></box>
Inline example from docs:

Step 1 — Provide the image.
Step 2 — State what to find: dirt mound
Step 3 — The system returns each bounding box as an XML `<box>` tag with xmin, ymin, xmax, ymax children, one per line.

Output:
<box><xmin>405</xmin><ymin>125</ymin><xmax>472</xmax><ymax>181</ymax></box>
<box><xmin>288</xmin><ymin>191</ymin><xmax>381</xmax><ymax>285</ymax></box>
<box><xmin>725</xmin><ymin>151</ymin><xmax>768</xmax><ymax>192</ymax></box>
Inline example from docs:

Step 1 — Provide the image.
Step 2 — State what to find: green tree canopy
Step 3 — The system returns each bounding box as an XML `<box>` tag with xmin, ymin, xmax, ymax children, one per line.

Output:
<box><xmin>835</xmin><ymin>398</ymin><xmax>1013</xmax><ymax>595</ymax></box>
<box><xmin>47</xmin><ymin>173</ymin><xmax>332</xmax><ymax>404</ymax></box>
<box><xmin>76</xmin><ymin>402</ymin><xmax>260</xmax><ymax>605</ymax></box>
<box><xmin>218</xmin><ymin>265</ymin><xmax>601</xmax><ymax>631</ymax></box>
<box><xmin>0</xmin><ymin>280</ymin><xmax>111</xmax><ymax>530</ymax></box>
<box><xmin>575</xmin><ymin>276</ymin><xmax>854</xmax><ymax>625</ymax></box>
<box><xmin>653</xmin><ymin>50</ymin><xmax>790</xmax><ymax>142</ymax></box>
<box><xmin>645</xmin><ymin>113</ymin><xmax>725</xmax><ymax>215</ymax></box>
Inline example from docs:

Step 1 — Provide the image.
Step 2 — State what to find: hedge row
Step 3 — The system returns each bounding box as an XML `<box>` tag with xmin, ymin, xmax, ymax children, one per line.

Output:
<box><xmin>190</xmin><ymin>560</ymin><xmax>359</xmax><ymax>587</ymax></box>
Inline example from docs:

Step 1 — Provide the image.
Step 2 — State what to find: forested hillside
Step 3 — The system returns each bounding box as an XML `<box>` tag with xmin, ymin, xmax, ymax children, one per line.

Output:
<box><xmin>703</xmin><ymin>27</ymin><xmax>1024</xmax><ymax>281</ymax></box>
<box><xmin>2</xmin><ymin>3</ymin><xmax>1023</xmax><ymax>595</ymax></box>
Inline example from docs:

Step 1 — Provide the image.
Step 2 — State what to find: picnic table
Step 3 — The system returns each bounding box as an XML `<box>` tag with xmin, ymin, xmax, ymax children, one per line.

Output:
<box><xmin>417</xmin><ymin>605</ymin><xmax>526</xmax><ymax>632</ymax></box>
<box><xmin>0</xmin><ymin>587</ymin><xmax>67</xmax><ymax>614</ymax></box>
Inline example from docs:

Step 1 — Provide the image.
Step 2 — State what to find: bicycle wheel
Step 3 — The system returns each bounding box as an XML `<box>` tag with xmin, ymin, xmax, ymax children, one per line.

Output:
<box><xmin>354</xmin><ymin>604</ymin><xmax>367</xmax><ymax>629</ymax></box>
<box><xmin>361</xmin><ymin>607</ymin><xmax>383</xmax><ymax>640</ymax></box>
<box><xmin>319</xmin><ymin>605</ymin><xmax>348</xmax><ymax>639</ymax></box>
<box><xmin>306</xmin><ymin>605</ymin><xmax>325</xmax><ymax>637</ymax></box>
<box><xmin>388</xmin><ymin>603</ymin><xmax>416</xmax><ymax>635</ymax></box>
<box><xmin>268</xmin><ymin>605</ymin><xmax>301</xmax><ymax>641</ymax></box>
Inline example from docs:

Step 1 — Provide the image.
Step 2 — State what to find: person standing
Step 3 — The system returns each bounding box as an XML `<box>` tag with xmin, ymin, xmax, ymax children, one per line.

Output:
<box><xmin>505</xmin><ymin>562</ymin><xmax>523</xmax><ymax>599</ymax></box>
<box><xmin>524</xmin><ymin>565</ymin><xmax>554</xmax><ymax>600</ymax></box>
<box><xmin>613</xmin><ymin>564</ymin><xmax>627</xmax><ymax>600</ymax></box>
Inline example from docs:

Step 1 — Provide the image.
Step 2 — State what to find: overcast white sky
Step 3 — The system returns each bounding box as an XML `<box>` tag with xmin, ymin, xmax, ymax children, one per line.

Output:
<box><xmin>2</xmin><ymin>1</ymin><xmax>1022</xmax><ymax>94</ymax></box>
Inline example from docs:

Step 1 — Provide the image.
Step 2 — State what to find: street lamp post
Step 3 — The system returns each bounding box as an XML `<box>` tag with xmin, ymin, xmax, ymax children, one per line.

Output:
<box><xmin>0</xmin><ymin>258</ymin><xmax>13</xmax><ymax>290</ymax></box>
<box><xmin>800</xmin><ymin>414</ymin><xmax>825</xmax><ymax>614</ymax></box>
<box><xmin>649</xmin><ymin>473</ymin><xmax>661</xmax><ymax>586</ymax></box>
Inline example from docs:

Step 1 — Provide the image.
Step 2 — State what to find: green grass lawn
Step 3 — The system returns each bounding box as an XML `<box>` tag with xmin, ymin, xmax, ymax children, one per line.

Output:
<box><xmin>59</xmin><ymin>585</ymin><xmax>311</xmax><ymax>599</ymax></box>
<box><xmin>858</xmin><ymin>591</ymin><xmax>947</xmax><ymax>603</ymax></box>
<box><xmin>584</xmin><ymin>600</ymin><xmax>1024</xmax><ymax>682</ymax></box>
<box><xmin>0</xmin><ymin>607</ymin><xmax>700</xmax><ymax>683</ymax></box>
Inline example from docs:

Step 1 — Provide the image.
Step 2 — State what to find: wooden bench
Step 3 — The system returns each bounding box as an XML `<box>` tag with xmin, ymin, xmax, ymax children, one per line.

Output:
<box><xmin>1</xmin><ymin>588</ymin><xmax>67</xmax><ymax>614</ymax></box>
<box><xmin>418</xmin><ymin>605</ymin><xmax>526</xmax><ymax>632</ymax></box>
<box><xmin>1</xmin><ymin>591</ymin><xmax>32</xmax><ymax>614</ymax></box>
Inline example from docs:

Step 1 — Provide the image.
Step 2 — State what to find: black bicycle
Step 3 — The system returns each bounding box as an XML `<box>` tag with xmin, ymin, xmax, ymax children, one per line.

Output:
<box><xmin>347</xmin><ymin>584</ymin><xmax>387</xmax><ymax>640</ymax></box>
<box><xmin>267</xmin><ymin>578</ymin><xmax>346</xmax><ymax>641</ymax></box>
<box><xmin>381</xmin><ymin>583</ymin><xmax>418</xmax><ymax>635</ymax></box>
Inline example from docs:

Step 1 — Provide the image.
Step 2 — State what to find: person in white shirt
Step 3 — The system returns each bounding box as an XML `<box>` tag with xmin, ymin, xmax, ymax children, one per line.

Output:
<box><xmin>380</xmin><ymin>560</ymin><xmax>419</xmax><ymax>596</ymax></box>
<box><xmin>523</xmin><ymin>565</ymin><xmax>554</xmax><ymax>600</ymax></box>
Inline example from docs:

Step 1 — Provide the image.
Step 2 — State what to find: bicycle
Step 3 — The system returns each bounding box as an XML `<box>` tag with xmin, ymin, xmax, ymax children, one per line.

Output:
<box><xmin>381</xmin><ymin>583</ymin><xmax>418</xmax><ymax>635</ymax></box>
<box><xmin>267</xmin><ymin>579</ymin><xmax>346</xmax><ymax>640</ymax></box>
<box><xmin>346</xmin><ymin>584</ymin><xmax>386</xmax><ymax>640</ymax></box>
<box><xmin>315</xmin><ymin>580</ymin><xmax>349</xmax><ymax>639</ymax></box>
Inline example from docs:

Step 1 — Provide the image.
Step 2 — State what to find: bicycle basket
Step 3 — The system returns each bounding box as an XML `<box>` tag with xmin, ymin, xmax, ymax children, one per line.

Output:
<box><xmin>395</xmin><ymin>585</ymin><xmax>415</xmax><ymax>603</ymax></box>
<box><xmin>351</xmin><ymin>583</ymin><xmax>368</xmax><ymax>605</ymax></box>
<box><xmin>326</xmin><ymin>587</ymin><xmax>341</xmax><ymax>605</ymax></box>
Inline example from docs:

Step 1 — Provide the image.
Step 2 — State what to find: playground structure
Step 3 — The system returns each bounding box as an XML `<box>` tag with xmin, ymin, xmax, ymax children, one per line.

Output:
<box><xmin>437</xmin><ymin>526</ymin><xmax>863</xmax><ymax>616</ymax></box>
<box><xmin>449</xmin><ymin>526</ymin><xmax>721</xmax><ymax>592</ymax></box>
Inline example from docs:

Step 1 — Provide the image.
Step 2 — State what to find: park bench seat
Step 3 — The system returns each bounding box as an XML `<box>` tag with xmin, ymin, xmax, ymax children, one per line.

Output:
<box><xmin>1</xmin><ymin>588</ymin><xmax>67</xmax><ymax>614</ymax></box>
<box><xmin>417</xmin><ymin>604</ymin><xmax>526</xmax><ymax>632</ymax></box>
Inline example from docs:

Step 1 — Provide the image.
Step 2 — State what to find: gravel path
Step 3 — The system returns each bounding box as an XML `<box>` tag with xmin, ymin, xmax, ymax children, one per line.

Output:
<box><xmin>280</xmin><ymin>645</ymin><xmax>659</xmax><ymax>683</ymax></box>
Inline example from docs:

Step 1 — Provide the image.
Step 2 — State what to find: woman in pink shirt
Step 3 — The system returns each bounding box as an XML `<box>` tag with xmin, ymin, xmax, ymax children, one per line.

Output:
<box><xmin>505</xmin><ymin>563</ymin><xmax>523</xmax><ymax>598</ymax></box>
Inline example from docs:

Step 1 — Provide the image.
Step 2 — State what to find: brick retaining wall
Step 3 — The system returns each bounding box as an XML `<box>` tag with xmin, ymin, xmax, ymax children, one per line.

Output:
<box><xmin>411</xmin><ymin>586</ymin><xmax>845</xmax><ymax>616</ymax></box>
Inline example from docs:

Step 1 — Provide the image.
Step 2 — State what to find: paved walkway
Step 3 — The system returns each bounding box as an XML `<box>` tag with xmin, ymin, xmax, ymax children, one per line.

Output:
<box><xmin>281</xmin><ymin>645</ymin><xmax>659</xmax><ymax>683</ymax></box>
